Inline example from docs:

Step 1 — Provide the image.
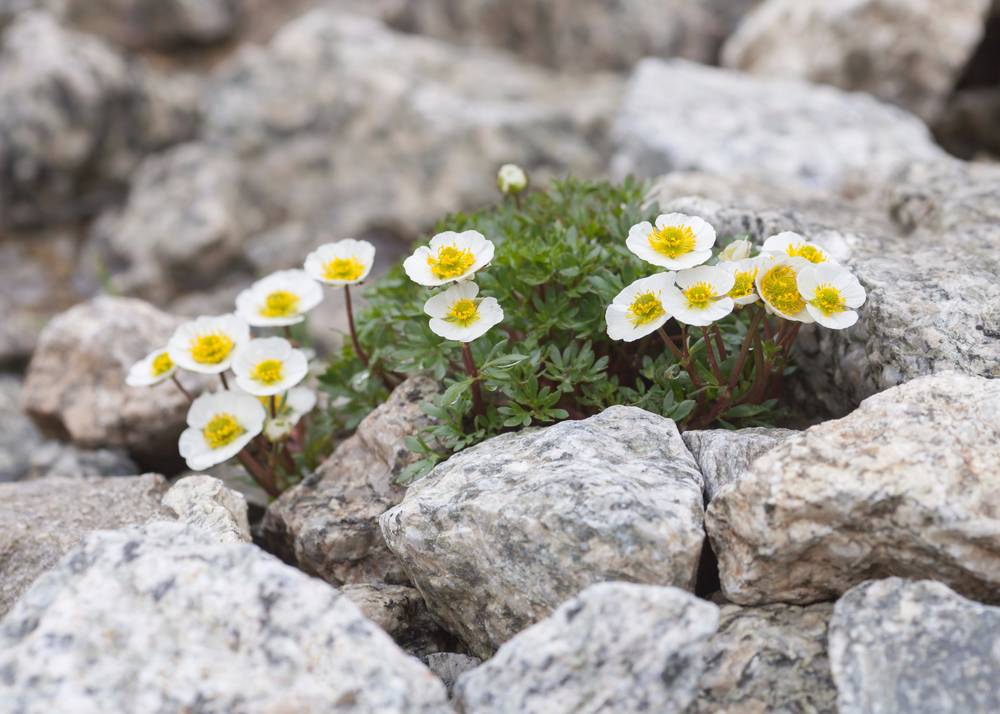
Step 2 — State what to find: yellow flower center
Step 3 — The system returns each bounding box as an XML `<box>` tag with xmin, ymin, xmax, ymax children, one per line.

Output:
<box><xmin>446</xmin><ymin>298</ymin><xmax>481</xmax><ymax>327</ymax></box>
<box><xmin>203</xmin><ymin>413</ymin><xmax>245</xmax><ymax>449</ymax></box>
<box><xmin>190</xmin><ymin>333</ymin><xmax>235</xmax><ymax>365</ymax></box>
<box><xmin>251</xmin><ymin>358</ymin><xmax>284</xmax><ymax>385</ymax></box>
<box><xmin>810</xmin><ymin>284</ymin><xmax>847</xmax><ymax>316</ymax></box>
<box><xmin>151</xmin><ymin>352</ymin><xmax>173</xmax><ymax>377</ymax></box>
<box><xmin>729</xmin><ymin>269</ymin><xmax>758</xmax><ymax>300</ymax></box>
<box><xmin>786</xmin><ymin>243</ymin><xmax>826</xmax><ymax>264</ymax></box>
<box><xmin>683</xmin><ymin>282</ymin><xmax>715</xmax><ymax>309</ymax></box>
<box><xmin>760</xmin><ymin>265</ymin><xmax>805</xmax><ymax>316</ymax></box>
<box><xmin>627</xmin><ymin>291</ymin><xmax>666</xmax><ymax>326</ymax></box>
<box><xmin>428</xmin><ymin>245</ymin><xmax>476</xmax><ymax>280</ymax></box>
<box><xmin>323</xmin><ymin>257</ymin><xmax>366</xmax><ymax>282</ymax></box>
<box><xmin>260</xmin><ymin>290</ymin><xmax>300</xmax><ymax>318</ymax></box>
<box><xmin>648</xmin><ymin>225</ymin><xmax>696</xmax><ymax>259</ymax></box>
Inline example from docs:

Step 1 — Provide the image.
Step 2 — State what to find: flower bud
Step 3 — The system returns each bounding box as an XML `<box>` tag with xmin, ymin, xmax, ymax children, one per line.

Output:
<box><xmin>718</xmin><ymin>239</ymin><xmax>752</xmax><ymax>262</ymax></box>
<box><xmin>497</xmin><ymin>164</ymin><xmax>527</xmax><ymax>195</ymax></box>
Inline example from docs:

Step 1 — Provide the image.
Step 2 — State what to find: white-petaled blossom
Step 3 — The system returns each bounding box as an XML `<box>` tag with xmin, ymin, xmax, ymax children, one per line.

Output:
<box><xmin>423</xmin><ymin>281</ymin><xmax>503</xmax><ymax>342</ymax></box>
<box><xmin>235</xmin><ymin>269</ymin><xmax>324</xmax><ymax>327</ymax></box>
<box><xmin>403</xmin><ymin>230</ymin><xmax>495</xmax><ymax>286</ymax></box>
<box><xmin>662</xmin><ymin>265</ymin><xmax>736</xmax><ymax>327</ymax></box>
<box><xmin>762</xmin><ymin>231</ymin><xmax>832</xmax><ymax>265</ymax></box>
<box><xmin>497</xmin><ymin>164</ymin><xmax>527</xmax><ymax>195</ymax></box>
<box><xmin>797</xmin><ymin>263</ymin><xmax>867</xmax><ymax>330</ymax></box>
<box><xmin>232</xmin><ymin>337</ymin><xmax>309</xmax><ymax>397</ymax></box>
<box><xmin>626</xmin><ymin>213</ymin><xmax>715</xmax><ymax>270</ymax></box>
<box><xmin>126</xmin><ymin>348</ymin><xmax>176</xmax><ymax>387</ymax></box>
<box><xmin>168</xmin><ymin>314</ymin><xmax>250</xmax><ymax>375</ymax></box>
<box><xmin>755</xmin><ymin>254</ymin><xmax>815</xmax><ymax>323</ymax></box>
<box><xmin>721</xmin><ymin>257</ymin><xmax>761</xmax><ymax>306</ymax></box>
<box><xmin>605</xmin><ymin>272</ymin><xmax>676</xmax><ymax>342</ymax></box>
<box><xmin>304</xmin><ymin>239</ymin><xmax>376</xmax><ymax>286</ymax></box>
<box><xmin>263</xmin><ymin>387</ymin><xmax>317</xmax><ymax>441</ymax></box>
<box><xmin>718</xmin><ymin>239</ymin><xmax>752</xmax><ymax>262</ymax></box>
<box><xmin>178</xmin><ymin>390</ymin><xmax>265</xmax><ymax>471</ymax></box>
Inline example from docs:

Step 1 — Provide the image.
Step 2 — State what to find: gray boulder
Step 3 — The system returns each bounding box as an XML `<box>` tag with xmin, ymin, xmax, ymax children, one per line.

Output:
<box><xmin>829</xmin><ymin>578</ymin><xmax>1000</xmax><ymax>714</ymax></box>
<box><xmin>0</xmin><ymin>473</ymin><xmax>170</xmax><ymax>616</ymax></box>
<box><xmin>682</xmin><ymin>427</ymin><xmax>798</xmax><ymax>502</ymax></box>
<box><xmin>423</xmin><ymin>653</ymin><xmax>480</xmax><ymax>700</ymax></box>
<box><xmin>0</xmin><ymin>375</ymin><xmax>44</xmax><ymax>482</ymax></box>
<box><xmin>64</xmin><ymin>0</ymin><xmax>242</xmax><ymax>49</ymax></box>
<box><xmin>26</xmin><ymin>441</ymin><xmax>137</xmax><ymax>480</ymax></box>
<box><xmin>722</xmin><ymin>0</ymin><xmax>990</xmax><ymax>121</ymax></box>
<box><xmin>341</xmin><ymin>582</ymin><xmax>455</xmax><ymax>656</ymax></box>
<box><xmin>263</xmin><ymin>376</ymin><xmax>440</xmax><ymax>587</ymax></box>
<box><xmin>611</xmin><ymin>59</ymin><xmax>944</xmax><ymax>192</ymax></box>
<box><xmin>162</xmin><ymin>474</ymin><xmax>251</xmax><ymax>544</ymax></box>
<box><xmin>454</xmin><ymin>582</ymin><xmax>719</xmax><ymax>714</ymax></box>
<box><xmin>380</xmin><ymin>406</ymin><xmax>706</xmax><ymax>657</ymax></box>
<box><xmin>707</xmin><ymin>372</ymin><xmax>1000</xmax><ymax>605</ymax></box>
<box><xmin>0</xmin><ymin>522</ymin><xmax>451</xmax><ymax>713</ymax></box>
<box><xmin>688</xmin><ymin>602</ymin><xmax>836</xmax><ymax>713</ymax></box>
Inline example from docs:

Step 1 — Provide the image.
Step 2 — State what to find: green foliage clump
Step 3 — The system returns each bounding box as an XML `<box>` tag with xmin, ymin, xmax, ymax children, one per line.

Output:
<box><xmin>319</xmin><ymin>178</ymin><xmax>784</xmax><ymax>481</ymax></box>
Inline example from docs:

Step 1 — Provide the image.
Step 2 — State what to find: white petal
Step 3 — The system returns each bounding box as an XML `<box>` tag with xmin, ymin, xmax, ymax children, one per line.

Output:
<box><xmin>403</xmin><ymin>247</ymin><xmax>445</xmax><ymax>286</ymax></box>
<box><xmin>612</xmin><ymin>272</ymin><xmax>676</xmax><ymax>308</ymax></box>
<box><xmin>423</xmin><ymin>281</ymin><xmax>480</xmax><ymax>318</ymax></box>
<box><xmin>807</xmin><ymin>305</ymin><xmax>859</xmax><ymax>329</ymax></box>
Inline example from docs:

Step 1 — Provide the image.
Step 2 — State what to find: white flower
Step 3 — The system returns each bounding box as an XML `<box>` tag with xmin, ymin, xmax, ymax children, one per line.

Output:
<box><xmin>235</xmin><ymin>269</ymin><xmax>324</xmax><ymax>327</ymax></box>
<box><xmin>263</xmin><ymin>387</ymin><xmax>317</xmax><ymax>441</ymax></box>
<box><xmin>168</xmin><ymin>314</ymin><xmax>250</xmax><ymax>375</ymax></box>
<box><xmin>762</xmin><ymin>232</ymin><xmax>832</xmax><ymax>265</ymax></box>
<box><xmin>662</xmin><ymin>265</ymin><xmax>736</xmax><ymax>327</ymax></box>
<box><xmin>755</xmin><ymin>255</ymin><xmax>815</xmax><ymax>323</ymax></box>
<box><xmin>178</xmin><ymin>390</ymin><xmax>265</xmax><ymax>471</ymax></box>
<box><xmin>403</xmin><ymin>230</ymin><xmax>495</xmax><ymax>286</ymax></box>
<box><xmin>423</xmin><ymin>281</ymin><xmax>503</xmax><ymax>342</ymax></box>
<box><xmin>605</xmin><ymin>272</ymin><xmax>676</xmax><ymax>342</ymax></box>
<box><xmin>626</xmin><ymin>213</ymin><xmax>715</xmax><ymax>270</ymax></box>
<box><xmin>718</xmin><ymin>239</ymin><xmax>752</xmax><ymax>262</ymax></box>
<box><xmin>126</xmin><ymin>348</ymin><xmax>176</xmax><ymax>387</ymax></box>
<box><xmin>720</xmin><ymin>257</ymin><xmax>761</xmax><ymax>306</ymax></box>
<box><xmin>497</xmin><ymin>164</ymin><xmax>527</xmax><ymax>195</ymax></box>
<box><xmin>797</xmin><ymin>263</ymin><xmax>866</xmax><ymax>329</ymax></box>
<box><xmin>232</xmin><ymin>337</ymin><xmax>309</xmax><ymax>397</ymax></box>
<box><xmin>304</xmin><ymin>239</ymin><xmax>376</xmax><ymax>286</ymax></box>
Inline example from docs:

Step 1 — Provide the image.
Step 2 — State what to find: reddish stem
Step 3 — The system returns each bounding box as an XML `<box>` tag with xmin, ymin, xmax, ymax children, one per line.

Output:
<box><xmin>462</xmin><ymin>342</ymin><xmax>485</xmax><ymax>418</ymax></box>
<box><xmin>344</xmin><ymin>285</ymin><xmax>369</xmax><ymax>367</ymax></box>
<box><xmin>701</xmin><ymin>327</ymin><xmax>723</xmax><ymax>384</ymax></box>
<box><xmin>171</xmin><ymin>374</ymin><xmax>193</xmax><ymax>403</ymax></box>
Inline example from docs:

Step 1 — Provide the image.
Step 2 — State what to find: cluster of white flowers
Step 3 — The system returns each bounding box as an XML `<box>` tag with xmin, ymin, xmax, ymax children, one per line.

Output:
<box><xmin>127</xmin><ymin>238</ymin><xmax>378</xmax><ymax>476</ymax></box>
<box><xmin>607</xmin><ymin>213</ymin><xmax>866</xmax><ymax>342</ymax></box>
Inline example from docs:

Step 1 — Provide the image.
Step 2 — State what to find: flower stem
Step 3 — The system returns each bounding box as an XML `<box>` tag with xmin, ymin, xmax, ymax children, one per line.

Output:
<box><xmin>462</xmin><ymin>342</ymin><xmax>484</xmax><ymax>418</ymax></box>
<box><xmin>236</xmin><ymin>450</ymin><xmax>280</xmax><ymax>498</ymax></box>
<box><xmin>701</xmin><ymin>326</ymin><xmax>723</xmax><ymax>384</ymax></box>
<box><xmin>712</xmin><ymin>324</ymin><xmax>727</xmax><ymax>361</ymax></box>
<box><xmin>219</xmin><ymin>372</ymin><xmax>229</xmax><ymax>390</ymax></box>
<box><xmin>657</xmin><ymin>327</ymin><xmax>685</xmax><ymax>362</ymax></box>
<box><xmin>727</xmin><ymin>307</ymin><xmax>764</xmax><ymax>393</ymax></box>
<box><xmin>269</xmin><ymin>395</ymin><xmax>277</xmax><ymax>419</ymax></box>
<box><xmin>170</xmin><ymin>374</ymin><xmax>193</xmax><ymax>403</ymax></box>
<box><xmin>344</xmin><ymin>285</ymin><xmax>369</xmax><ymax>367</ymax></box>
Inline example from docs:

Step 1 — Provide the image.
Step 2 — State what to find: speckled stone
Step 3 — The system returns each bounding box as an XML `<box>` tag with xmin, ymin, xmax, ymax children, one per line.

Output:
<box><xmin>262</xmin><ymin>376</ymin><xmax>440</xmax><ymax>587</ymax></box>
<box><xmin>0</xmin><ymin>522</ymin><xmax>451</xmax><ymax>713</ymax></box>
<box><xmin>423</xmin><ymin>653</ymin><xmax>480</xmax><ymax>699</ymax></box>
<box><xmin>162</xmin><ymin>475</ymin><xmax>251</xmax><ymax>544</ymax></box>
<box><xmin>454</xmin><ymin>582</ymin><xmax>719</xmax><ymax>714</ymax></box>
<box><xmin>0</xmin><ymin>474</ymin><xmax>171</xmax><ymax>616</ymax></box>
<box><xmin>688</xmin><ymin>602</ymin><xmax>836</xmax><ymax>713</ymax></box>
<box><xmin>341</xmin><ymin>582</ymin><xmax>455</xmax><ymax>656</ymax></box>
<box><xmin>381</xmin><ymin>406</ymin><xmax>706</xmax><ymax>657</ymax></box>
<box><xmin>707</xmin><ymin>373</ymin><xmax>1000</xmax><ymax>605</ymax></box>
<box><xmin>682</xmin><ymin>427</ymin><xmax>798</xmax><ymax>502</ymax></box>
<box><xmin>829</xmin><ymin>578</ymin><xmax>1000</xmax><ymax>714</ymax></box>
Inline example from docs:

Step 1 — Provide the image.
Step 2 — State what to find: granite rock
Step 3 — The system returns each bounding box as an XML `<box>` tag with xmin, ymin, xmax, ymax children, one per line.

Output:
<box><xmin>829</xmin><ymin>578</ymin><xmax>1000</xmax><ymax>714</ymax></box>
<box><xmin>64</xmin><ymin>0</ymin><xmax>242</xmax><ymax>49</ymax></box>
<box><xmin>341</xmin><ymin>582</ymin><xmax>455</xmax><ymax>656</ymax></box>
<box><xmin>611</xmin><ymin>59</ymin><xmax>944</xmax><ymax>192</ymax></box>
<box><xmin>454</xmin><ymin>582</ymin><xmax>719</xmax><ymax>714</ymax></box>
<box><xmin>0</xmin><ymin>375</ymin><xmax>43</xmax><ymax>482</ymax></box>
<box><xmin>262</xmin><ymin>376</ymin><xmax>440</xmax><ymax>587</ymax></box>
<box><xmin>688</xmin><ymin>602</ymin><xmax>836</xmax><ymax>714</ymax></box>
<box><xmin>722</xmin><ymin>0</ymin><xmax>990</xmax><ymax>121</ymax></box>
<box><xmin>682</xmin><ymin>427</ymin><xmax>798</xmax><ymax>502</ymax></box>
<box><xmin>20</xmin><ymin>296</ymin><xmax>200</xmax><ymax>469</ymax></box>
<box><xmin>707</xmin><ymin>372</ymin><xmax>1000</xmax><ymax>605</ymax></box>
<box><xmin>0</xmin><ymin>473</ymin><xmax>170</xmax><ymax>616</ymax></box>
<box><xmin>380</xmin><ymin>406</ymin><xmax>706</xmax><ymax>657</ymax></box>
<box><xmin>0</xmin><ymin>521</ymin><xmax>451</xmax><ymax>713</ymax></box>
<box><xmin>26</xmin><ymin>441</ymin><xmax>137</xmax><ymax>480</ymax></box>
<box><xmin>162</xmin><ymin>474</ymin><xmax>251</xmax><ymax>544</ymax></box>
<box><xmin>423</xmin><ymin>653</ymin><xmax>480</xmax><ymax>699</ymax></box>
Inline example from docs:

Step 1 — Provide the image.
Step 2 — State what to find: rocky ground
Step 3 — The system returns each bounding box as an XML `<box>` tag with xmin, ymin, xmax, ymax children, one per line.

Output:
<box><xmin>1</xmin><ymin>0</ymin><xmax>1000</xmax><ymax>712</ymax></box>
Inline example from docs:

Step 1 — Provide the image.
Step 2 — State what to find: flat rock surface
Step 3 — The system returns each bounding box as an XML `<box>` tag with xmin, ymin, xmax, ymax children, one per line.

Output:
<box><xmin>0</xmin><ymin>522</ymin><xmax>451</xmax><ymax>713</ymax></box>
<box><xmin>829</xmin><ymin>578</ymin><xmax>1000</xmax><ymax>714</ymax></box>
<box><xmin>682</xmin><ymin>427</ymin><xmax>798</xmax><ymax>502</ymax></box>
<box><xmin>381</xmin><ymin>406</ymin><xmax>706</xmax><ymax>657</ymax></box>
<box><xmin>0</xmin><ymin>473</ymin><xmax>170</xmax><ymax>616</ymax></box>
<box><xmin>707</xmin><ymin>372</ymin><xmax>1000</xmax><ymax>605</ymax></box>
<box><xmin>455</xmin><ymin>582</ymin><xmax>719</xmax><ymax>714</ymax></box>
